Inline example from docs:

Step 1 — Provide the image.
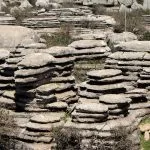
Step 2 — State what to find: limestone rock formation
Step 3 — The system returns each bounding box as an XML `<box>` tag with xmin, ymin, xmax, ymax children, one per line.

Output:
<box><xmin>78</xmin><ymin>69</ymin><xmax>134</xmax><ymax>103</ymax></box>
<box><xmin>69</xmin><ymin>39</ymin><xmax>111</xmax><ymax>60</ymax></box>
<box><xmin>0</xmin><ymin>25</ymin><xmax>40</xmax><ymax>48</ymax></box>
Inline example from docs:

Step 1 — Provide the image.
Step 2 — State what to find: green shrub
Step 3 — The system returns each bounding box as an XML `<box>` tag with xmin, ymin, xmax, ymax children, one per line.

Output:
<box><xmin>92</xmin><ymin>4</ymin><xmax>106</xmax><ymax>15</ymax></box>
<box><xmin>61</xmin><ymin>0</ymin><xmax>75</xmax><ymax>8</ymax></box>
<box><xmin>53</xmin><ymin>126</ymin><xmax>134</xmax><ymax>150</ymax></box>
<box><xmin>140</xmin><ymin>31</ymin><xmax>150</xmax><ymax>41</ymax></box>
<box><xmin>86</xmin><ymin>127</ymin><xmax>134</xmax><ymax>150</ymax></box>
<box><xmin>41</xmin><ymin>24</ymin><xmax>74</xmax><ymax>47</ymax></box>
<box><xmin>137</xmin><ymin>0</ymin><xmax>144</xmax><ymax>5</ymax></box>
<box><xmin>53</xmin><ymin>127</ymin><xmax>82</xmax><ymax>150</ymax></box>
<box><xmin>113</xmin><ymin>10</ymin><xmax>145</xmax><ymax>34</ymax></box>
<box><xmin>0</xmin><ymin>109</ymin><xmax>16</xmax><ymax>150</ymax></box>
<box><xmin>11</xmin><ymin>7</ymin><xmax>36</xmax><ymax>25</ymax></box>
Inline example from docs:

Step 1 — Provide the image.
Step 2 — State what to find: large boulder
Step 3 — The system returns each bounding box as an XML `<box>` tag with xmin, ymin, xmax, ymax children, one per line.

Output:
<box><xmin>19</xmin><ymin>0</ymin><xmax>33</xmax><ymax>10</ymax></box>
<box><xmin>0</xmin><ymin>25</ymin><xmax>40</xmax><ymax>48</ymax></box>
<box><xmin>35</xmin><ymin>0</ymin><xmax>49</xmax><ymax>9</ymax></box>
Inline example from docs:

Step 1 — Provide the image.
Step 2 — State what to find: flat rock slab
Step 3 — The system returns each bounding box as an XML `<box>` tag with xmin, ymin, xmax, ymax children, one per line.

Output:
<box><xmin>76</xmin><ymin>103</ymin><xmax>108</xmax><ymax>114</ymax></box>
<box><xmin>0</xmin><ymin>49</ymin><xmax>10</xmax><ymax>60</ymax></box>
<box><xmin>87</xmin><ymin>69</ymin><xmax>122</xmax><ymax>79</ymax></box>
<box><xmin>85</xmin><ymin>82</ymin><xmax>126</xmax><ymax>92</ymax></box>
<box><xmin>30</xmin><ymin>113</ymin><xmax>64</xmax><ymax>123</ymax></box>
<box><xmin>72</xmin><ymin>110</ymin><xmax>108</xmax><ymax>119</ymax></box>
<box><xmin>44</xmin><ymin>46</ymin><xmax>76</xmax><ymax>56</ymax></box>
<box><xmin>26</xmin><ymin>121</ymin><xmax>64</xmax><ymax>131</ymax></box>
<box><xmin>18</xmin><ymin>53</ymin><xmax>56</xmax><ymax>68</ymax></box>
<box><xmin>37</xmin><ymin>83</ymin><xmax>59</xmax><ymax>95</ymax></box>
<box><xmin>108</xmin><ymin>51</ymin><xmax>146</xmax><ymax>60</ymax></box>
<box><xmin>69</xmin><ymin>40</ymin><xmax>107</xmax><ymax>49</ymax></box>
<box><xmin>15</xmin><ymin>66</ymin><xmax>54</xmax><ymax>77</ymax></box>
<box><xmin>99</xmin><ymin>94</ymin><xmax>131</xmax><ymax>104</ymax></box>
<box><xmin>65</xmin><ymin>115</ymin><xmax>136</xmax><ymax>131</ymax></box>
<box><xmin>115</xmin><ymin>41</ymin><xmax>150</xmax><ymax>52</ymax></box>
<box><xmin>46</xmin><ymin>102</ymin><xmax>68</xmax><ymax>110</ymax></box>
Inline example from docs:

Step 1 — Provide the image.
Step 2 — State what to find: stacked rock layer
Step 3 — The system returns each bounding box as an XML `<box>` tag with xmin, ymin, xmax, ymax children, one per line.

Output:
<box><xmin>105</xmin><ymin>41</ymin><xmax>150</xmax><ymax>83</ymax></box>
<box><xmin>99</xmin><ymin>94</ymin><xmax>131</xmax><ymax>120</ymax></box>
<box><xmin>78</xmin><ymin>69</ymin><xmax>134</xmax><ymax>103</ymax></box>
<box><xmin>69</xmin><ymin>39</ymin><xmax>111</xmax><ymax>60</ymax></box>
<box><xmin>105</xmin><ymin>41</ymin><xmax>150</xmax><ymax>117</ymax></box>
<box><xmin>0</xmin><ymin>49</ymin><xmax>16</xmax><ymax>109</ymax></box>
<box><xmin>44</xmin><ymin>46</ymin><xmax>78</xmax><ymax>107</ymax></box>
<box><xmin>65</xmin><ymin>102</ymin><xmax>140</xmax><ymax>150</ymax></box>
<box><xmin>15</xmin><ymin>53</ymin><xmax>56</xmax><ymax>112</ymax></box>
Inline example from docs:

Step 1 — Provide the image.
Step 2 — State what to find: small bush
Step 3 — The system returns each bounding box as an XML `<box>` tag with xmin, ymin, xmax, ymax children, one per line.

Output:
<box><xmin>86</xmin><ymin>127</ymin><xmax>133</xmax><ymax>150</ymax></box>
<box><xmin>53</xmin><ymin>127</ymin><xmax>82</xmax><ymax>150</ymax></box>
<box><xmin>11</xmin><ymin>7</ymin><xmax>36</xmax><ymax>25</ymax></box>
<box><xmin>111</xmin><ymin>127</ymin><xmax>133</xmax><ymax>150</ymax></box>
<box><xmin>137</xmin><ymin>0</ymin><xmax>144</xmax><ymax>5</ymax></box>
<box><xmin>92</xmin><ymin>4</ymin><xmax>106</xmax><ymax>15</ymax></box>
<box><xmin>113</xmin><ymin>10</ymin><xmax>145</xmax><ymax>34</ymax></box>
<box><xmin>61</xmin><ymin>0</ymin><xmax>74</xmax><ymax>8</ymax></box>
<box><xmin>0</xmin><ymin>109</ymin><xmax>16</xmax><ymax>150</ymax></box>
<box><xmin>41</xmin><ymin>24</ymin><xmax>74</xmax><ymax>47</ymax></box>
<box><xmin>140</xmin><ymin>31</ymin><xmax>150</xmax><ymax>41</ymax></box>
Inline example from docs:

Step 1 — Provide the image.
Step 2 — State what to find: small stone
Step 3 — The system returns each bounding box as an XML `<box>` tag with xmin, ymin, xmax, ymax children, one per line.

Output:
<box><xmin>140</xmin><ymin>124</ymin><xmax>150</xmax><ymax>132</ymax></box>
<box><xmin>144</xmin><ymin>131</ymin><xmax>150</xmax><ymax>141</ymax></box>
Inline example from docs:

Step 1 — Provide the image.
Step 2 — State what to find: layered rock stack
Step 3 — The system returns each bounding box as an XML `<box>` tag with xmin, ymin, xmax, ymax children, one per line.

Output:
<box><xmin>19</xmin><ymin>112</ymin><xmax>65</xmax><ymax>149</ymax></box>
<box><xmin>69</xmin><ymin>38</ymin><xmax>111</xmax><ymax>60</ymax></box>
<box><xmin>0</xmin><ymin>49</ymin><xmax>17</xmax><ymax>109</ymax></box>
<box><xmin>78</xmin><ymin>69</ymin><xmax>134</xmax><ymax>103</ymax></box>
<box><xmin>0</xmin><ymin>12</ymin><xmax>16</xmax><ymax>25</ymax></box>
<box><xmin>72</xmin><ymin>103</ymin><xmax>108</xmax><ymax>123</ymax></box>
<box><xmin>65</xmin><ymin>102</ymin><xmax>140</xmax><ymax>150</ymax></box>
<box><xmin>14</xmin><ymin>52</ymin><xmax>67</xmax><ymax>148</ymax></box>
<box><xmin>138</xmin><ymin>67</ymin><xmax>150</xmax><ymax>89</ymax></box>
<box><xmin>125</xmin><ymin>88</ymin><xmax>150</xmax><ymax>118</ymax></box>
<box><xmin>43</xmin><ymin>46</ymin><xmax>78</xmax><ymax>106</ymax></box>
<box><xmin>15</xmin><ymin>53</ymin><xmax>56</xmax><ymax>112</ymax></box>
<box><xmin>99</xmin><ymin>94</ymin><xmax>131</xmax><ymax>120</ymax></box>
<box><xmin>22</xmin><ymin>11</ymin><xmax>60</xmax><ymax>28</ymax></box>
<box><xmin>105</xmin><ymin>41</ymin><xmax>150</xmax><ymax>84</ymax></box>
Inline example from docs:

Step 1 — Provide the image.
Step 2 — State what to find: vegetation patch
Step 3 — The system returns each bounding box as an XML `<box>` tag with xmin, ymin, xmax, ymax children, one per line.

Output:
<box><xmin>41</xmin><ymin>25</ymin><xmax>74</xmax><ymax>47</ymax></box>
<box><xmin>0</xmin><ymin>109</ymin><xmax>17</xmax><ymax>150</ymax></box>
<box><xmin>92</xmin><ymin>4</ymin><xmax>106</xmax><ymax>15</ymax></box>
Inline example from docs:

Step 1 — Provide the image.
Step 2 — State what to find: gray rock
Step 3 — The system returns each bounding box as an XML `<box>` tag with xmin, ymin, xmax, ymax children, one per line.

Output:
<box><xmin>18</xmin><ymin>53</ymin><xmax>56</xmax><ymax>68</ymax></box>
<box><xmin>99</xmin><ymin>94</ymin><xmax>131</xmax><ymax>104</ymax></box>
<box><xmin>76</xmin><ymin>103</ymin><xmax>108</xmax><ymax>113</ymax></box>
<box><xmin>24</xmin><ymin>43</ymin><xmax>47</xmax><ymax>49</ymax></box>
<box><xmin>30</xmin><ymin>113</ymin><xmax>64</xmax><ymax>123</ymax></box>
<box><xmin>69</xmin><ymin>40</ymin><xmax>107</xmax><ymax>49</ymax></box>
<box><xmin>72</xmin><ymin>110</ymin><xmax>108</xmax><ymax>118</ymax></box>
<box><xmin>108</xmin><ymin>51</ymin><xmax>146</xmax><ymax>60</ymax></box>
<box><xmin>0</xmin><ymin>25</ymin><xmax>40</xmax><ymax>48</ymax></box>
<box><xmin>44</xmin><ymin>46</ymin><xmax>76</xmax><ymax>56</ymax></box>
<box><xmin>107</xmin><ymin>32</ymin><xmax>137</xmax><ymax>45</ymax></box>
<box><xmin>115</xmin><ymin>41</ymin><xmax>150</xmax><ymax>52</ymax></box>
<box><xmin>87</xmin><ymin>69</ymin><xmax>122</xmax><ymax>79</ymax></box>
<box><xmin>46</xmin><ymin>102</ymin><xmax>68</xmax><ymax>110</ymax></box>
<box><xmin>0</xmin><ymin>49</ymin><xmax>10</xmax><ymax>60</ymax></box>
<box><xmin>15</xmin><ymin>66</ymin><xmax>54</xmax><ymax>77</ymax></box>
